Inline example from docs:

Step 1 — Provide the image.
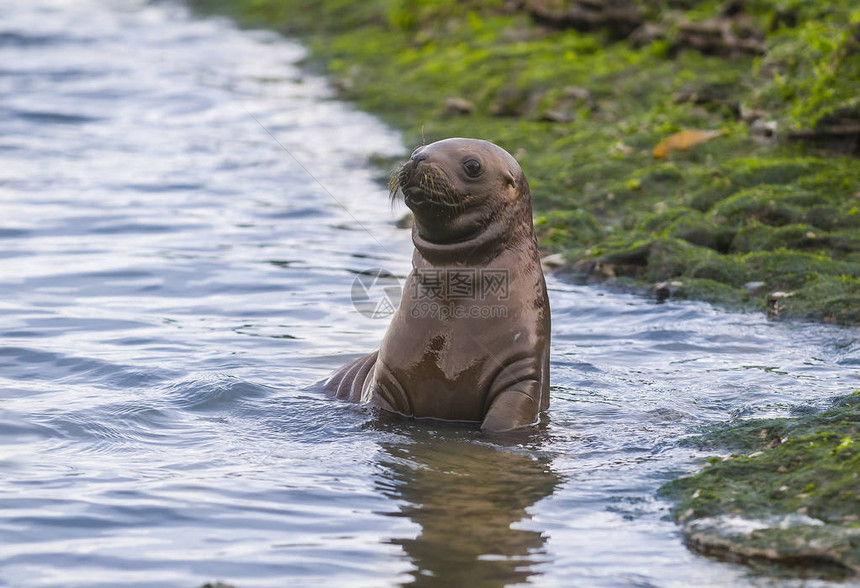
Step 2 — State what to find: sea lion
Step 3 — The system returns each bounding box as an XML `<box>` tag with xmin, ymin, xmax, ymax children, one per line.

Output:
<box><xmin>324</xmin><ymin>138</ymin><xmax>550</xmax><ymax>432</ymax></box>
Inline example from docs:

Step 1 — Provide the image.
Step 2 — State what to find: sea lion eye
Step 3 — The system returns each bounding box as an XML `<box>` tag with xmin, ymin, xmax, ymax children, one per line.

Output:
<box><xmin>463</xmin><ymin>158</ymin><xmax>482</xmax><ymax>178</ymax></box>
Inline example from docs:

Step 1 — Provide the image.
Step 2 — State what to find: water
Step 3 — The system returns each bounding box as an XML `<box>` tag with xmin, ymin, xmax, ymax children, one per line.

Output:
<box><xmin>0</xmin><ymin>1</ymin><xmax>858</xmax><ymax>586</ymax></box>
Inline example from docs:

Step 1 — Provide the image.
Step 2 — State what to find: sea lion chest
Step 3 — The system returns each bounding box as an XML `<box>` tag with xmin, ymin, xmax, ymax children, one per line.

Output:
<box><xmin>370</xmin><ymin>252</ymin><xmax>546</xmax><ymax>421</ymax></box>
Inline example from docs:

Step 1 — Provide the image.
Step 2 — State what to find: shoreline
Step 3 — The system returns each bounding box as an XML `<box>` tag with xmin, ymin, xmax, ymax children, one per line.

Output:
<box><xmin>189</xmin><ymin>0</ymin><xmax>859</xmax><ymax>324</ymax></box>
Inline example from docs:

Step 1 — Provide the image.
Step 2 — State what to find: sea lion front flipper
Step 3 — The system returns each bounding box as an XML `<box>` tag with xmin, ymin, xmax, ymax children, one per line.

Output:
<box><xmin>480</xmin><ymin>380</ymin><xmax>541</xmax><ymax>433</ymax></box>
<box><xmin>323</xmin><ymin>350</ymin><xmax>378</xmax><ymax>402</ymax></box>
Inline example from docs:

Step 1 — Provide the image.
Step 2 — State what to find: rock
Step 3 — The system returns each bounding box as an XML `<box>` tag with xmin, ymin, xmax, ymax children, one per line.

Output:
<box><xmin>529</xmin><ymin>1</ymin><xmax>765</xmax><ymax>57</ymax></box>
<box><xmin>525</xmin><ymin>0</ymin><xmax>644</xmax><ymax>39</ymax></box>
<box><xmin>786</xmin><ymin>106</ymin><xmax>860</xmax><ymax>156</ymax></box>
<box><xmin>661</xmin><ymin>393</ymin><xmax>860</xmax><ymax>575</ymax></box>
<box><xmin>750</xmin><ymin>118</ymin><xmax>778</xmax><ymax>141</ymax></box>
<box><xmin>331</xmin><ymin>65</ymin><xmax>360</xmax><ymax>93</ymax></box>
<box><xmin>673</xmin><ymin>82</ymin><xmax>737</xmax><ymax>111</ymax></box>
<box><xmin>540</xmin><ymin>109</ymin><xmax>573</xmax><ymax>123</ymax></box>
<box><xmin>743</xmin><ymin>280</ymin><xmax>765</xmax><ymax>293</ymax></box>
<box><xmin>537</xmin><ymin>86</ymin><xmax>594</xmax><ymax>123</ymax></box>
<box><xmin>673</xmin><ymin>16</ymin><xmax>764</xmax><ymax>57</ymax></box>
<box><xmin>530</xmin><ymin>86</ymin><xmax>595</xmax><ymax>123</ymax></box>
<box><xmin>490</xmin><ymin>85</ymin><xmax>545</xmax><ymax>118</ymax></box>
<box><xmin>443</xmin><ymin>97</ymin><xmax>475</xmax><ymax>117</ymax></box>
<box><xmin>682</xmin><ymin>522</ymin><xmax>860</xmax><ymax>574</ymax></box>
<box><xmin>767</xmin><ymin>291</ymin><xmax>794</xmax><ymax>318</ymax></box>
<box><xmin>629</xmin><ymin>22</ymin><xmax>665</xmax><ymax>47</ymax></box>
<box><xmin>540</xmin><ymin>253</ymin><xmax>566</xmax><ymax>271</ymax></box>
<box><xmin>739</xmin><ymin>104</ymin><xmax>769</xmax><ymax>122</ymax></box>
<box><xmin>608</xmin><ymin>141</ymin><xmax>634</xmax><ymax>156</ymax></box>
<box><xmin>743</xmin><ymin>106</ymin><xmax>780</xmax><ymax>144</ymax></box>
<box><xmin>653</xmin><ymin>280</ymin><xmax>683</xmax><ymax>302</ymax></box>
<box><xmin>490</xmin><ymin>85</ymin><xmax>527</xmax><ymax>117</ymax></box>
<box><xmin>654</xmin><ymin>281</ymin><xmax>670</xmax><ymax>302</ymax></box>
<box><xmin>563</xmin><ymin>86</ymin><xmax>592</xmax><ymax>102</ymax></box>
<box><xmin>595</xmin><ymin>261</ymin><xmax>615</xmax><ymax>278</ymax></box>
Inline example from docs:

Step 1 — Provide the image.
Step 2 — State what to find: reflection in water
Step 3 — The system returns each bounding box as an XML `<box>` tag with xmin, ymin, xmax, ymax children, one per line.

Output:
<box><xmin>377</xmin><ymin>428</ymin><xmax>559</xmax><ymax>587</ymax></box>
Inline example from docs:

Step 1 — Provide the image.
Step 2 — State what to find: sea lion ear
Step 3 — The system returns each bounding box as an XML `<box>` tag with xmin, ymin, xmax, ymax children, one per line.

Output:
<box><xmin>505</xmin><ymin>171</ymin><xmax>516</xmax><ymax>187</ymax></box>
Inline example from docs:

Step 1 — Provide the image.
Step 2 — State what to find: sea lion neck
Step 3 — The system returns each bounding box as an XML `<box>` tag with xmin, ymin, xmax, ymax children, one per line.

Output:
<box><xmin>411</xmin><ymin>200</ymin><xmax>531</xmax><ymax>265</ymax></box>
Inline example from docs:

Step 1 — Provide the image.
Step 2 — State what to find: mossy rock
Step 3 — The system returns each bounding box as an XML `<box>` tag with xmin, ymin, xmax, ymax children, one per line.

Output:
<box><xmin>687</xmin><ymin>255</ymin><xmax>751</xmax><ymax>287</ymax></box>
<box><xmin>804</xmin><ymin>206</ymin><xmax>845</xmax><ymax>232</ymax></box>
<box><xmin>768</xmin><ymin>224</ymin><xmax>831</xmax><ymax>251</ymax></box>
<box><xmin>811</xmin><ymin>294</ymin><xmax>860</xmax><ymax>325</ymax></box>
<box><xmin>741</xmin><ymin>249</ymin><xmax>859</xmax><ymax>289</ymax></box>
<box><xmin>689</xmin><ymin>182</ymin><xmax>737</xmax><ymax>213</ymax></box>
<box><xmin>663</xmin><ymin>396</ymin><xmax>860</xmax><ymax>522</ymax></box>
<box><xmin>829</xmin><ymin>228</ymin><xmax>860</xmax><ymax>253</ymax></box>
<box><xmin>598</xmin><ymin>234</ymin><xmax>655</xmax><ymax>268</ymax></box>
<box><xmin>722</xmin><ymin>158</ymin><xmax>825</xmax><ymax>189</ymax></box>
<box><xmin>599</xmin><ymin>236</ymin><xmax>726</xmax><ymax>282</ymax></box>
<box><xmin>788</xmin><ymin>274</ymin><xmax>860</xmax><ymax>323</ymax></box>
<box><xmin>634</xmin><ymin>208</ymin><xmax>692</xmax><ymax>233</ymax></box>
<box><xmin>732</xmin><ymin>222</ymin><xmax>831</xmax><ymax>253</ymax></box>
<box><xmin>749</xmin><ymin>16</ymin><xmax>860</xmax><ymax>148</ymax></box>
<box><xmin>672</xmin><ymin>278</ymin><xmax>752</xmax><ymax>309</ymax></box>
<box><xmin>711</xmin><ymin>185</ymin><xmax>823</xmax><ymax>228</ymax></box>
<box><xmin>535</xmin><ymin>208</ymin><xmax>602</xmax><ymax>248</ymax></box>
<box><xmin>665</xmin><ymin>209</ymin><xmax>735</xmax><ymax>253</ymax></box>
<box><xmin>662</xmin><ymin>392</ymin><xmax>860</xmax><ymax>575</ymax></box>
<box><xmin>638</xmin><ymin>163</ymin><xmax>685</xmax><ymax>187</ymax></box>
<box><xmin>796</xmin><ymin>162</ymin><xmax>860</xmax><ymax>203</ymax></box>
<box><xmin>643</xmin><ymin>237</ymin><xmax>712</xmax><ymax>281</ymax></box>
<box><xmin>730</xmin><ymin>221</ymin><xmax>777</xmax><ymax>253</ymax></box>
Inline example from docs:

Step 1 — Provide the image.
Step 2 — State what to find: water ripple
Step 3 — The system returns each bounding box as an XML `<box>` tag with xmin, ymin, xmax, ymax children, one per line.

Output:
<box><xmin>0</xmin><ymin>1</ymin><xmax>855</xmax><ymax>587</ymax></box>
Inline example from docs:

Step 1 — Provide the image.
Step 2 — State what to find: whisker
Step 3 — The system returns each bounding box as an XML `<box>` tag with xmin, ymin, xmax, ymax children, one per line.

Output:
<box><xmin>388</xmin><ymin>168</ymin><xmax>402</xmax><ymax>205</ymax></box>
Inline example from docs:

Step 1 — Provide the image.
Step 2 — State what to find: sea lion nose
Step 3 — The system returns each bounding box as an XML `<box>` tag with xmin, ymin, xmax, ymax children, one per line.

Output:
<box><xmin>405</xmin><ymin>150</ymin><xmax>427</xmax><ymax>179</ymax></box>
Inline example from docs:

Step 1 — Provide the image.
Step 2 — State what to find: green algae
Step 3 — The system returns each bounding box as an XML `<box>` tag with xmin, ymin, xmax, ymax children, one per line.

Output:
<box><xmin>188</xmin><ymin>0</ymin><xmax>860</xmax><ymax>323</ymax></box>
<box><xmin>661</xmin><ymin>392</ymin><xmax>860</xmax><ymax>574</ymax></box>
<box><xmin>534</xmin><ymin>209</ymin><xmax>602</xmax><ymax>250</ymax></box>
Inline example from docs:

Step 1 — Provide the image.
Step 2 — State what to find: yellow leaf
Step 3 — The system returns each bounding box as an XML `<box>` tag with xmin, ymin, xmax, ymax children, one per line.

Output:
<box><xmin>652</xmin><ymin>129</ymin><xmax>724</xmax><ymax>158</ymax></box>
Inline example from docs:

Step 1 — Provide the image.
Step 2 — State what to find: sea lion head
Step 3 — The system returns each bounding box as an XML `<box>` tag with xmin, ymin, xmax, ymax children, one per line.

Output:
<box><xmin>391</xmin><ymin>138</ymin><xmax>530</xmax><ymax>244</ymax></box>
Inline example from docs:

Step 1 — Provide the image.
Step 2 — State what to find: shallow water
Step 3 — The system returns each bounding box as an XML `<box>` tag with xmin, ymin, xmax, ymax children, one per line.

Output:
<box><xmin>0</xmin><ymin>2</ymin><xmax>858</xmax><ymax>587</ymax></box>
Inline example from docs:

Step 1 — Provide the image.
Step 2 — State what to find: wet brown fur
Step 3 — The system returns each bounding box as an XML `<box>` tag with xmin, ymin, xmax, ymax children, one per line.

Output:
<box><xmin>326</xmin><ymin>138</ymin><xmax>550</xmax><ymax>433</ymax></box>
